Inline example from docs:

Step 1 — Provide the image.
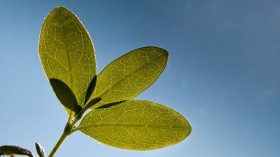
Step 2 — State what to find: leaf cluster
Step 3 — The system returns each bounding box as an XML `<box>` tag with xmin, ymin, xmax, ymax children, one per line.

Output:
<box><xmin>38</xmin><ymin>6</ymin><xmax>191</xmax><ymax>156</ymax></box>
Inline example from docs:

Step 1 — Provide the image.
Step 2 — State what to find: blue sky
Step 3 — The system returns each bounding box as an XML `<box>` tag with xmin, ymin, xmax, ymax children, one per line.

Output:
<box><xmin>0</xmin><ymin>0</ymin><xmax>280</xmax><ymax>157</ymax></box>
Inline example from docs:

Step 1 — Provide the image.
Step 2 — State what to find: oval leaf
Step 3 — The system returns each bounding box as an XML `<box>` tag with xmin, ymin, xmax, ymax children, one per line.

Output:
<box><xmin>50</xmin><ymin>78</ymin><xmax>82</xmax><ymax>116</ymax></box>
<box><xmin>78</xmin><ymin>100</ymin><xmax>191</xmax><ymax>150</ymax></box>
<box><xmin>39</xmin><ymin>6</ymin><xmax>96</xmax><ymax>107</ymax></box>
<box><xmin>88</xmin><ymin>47</ymin><xmax>168</xmax><ymax>108</ymax></box>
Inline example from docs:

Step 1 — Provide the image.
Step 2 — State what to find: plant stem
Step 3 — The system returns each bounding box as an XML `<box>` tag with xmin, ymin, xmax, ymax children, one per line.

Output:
<box><xmin>48</xmin><ymin>99</ymin><xmax>101</xmax><ymax>156</ymax></box>
<box><xmin>48</xmin><ymin>107</ymin><xmax>89</xmax><ymax>156</ymax></box>
<box><xmin>48</xmin><ymin>122</ymin><xmax>72</xmax><ymax>157</ymax></box>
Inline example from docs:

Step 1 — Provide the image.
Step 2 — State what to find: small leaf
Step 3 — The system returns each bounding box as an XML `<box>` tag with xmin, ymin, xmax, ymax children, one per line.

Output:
<box><xmin>39</xmin><ymin>6</ymin><xmax>96</xmax><ymax>107</ymax></box>
<box><xmin>88</xmin><ymin>46</ymin><xmax>168</xmax><ymax>108</ymax></box>
<box><xmin>78</xmin><ymin>100</ymin><xmax>191</xmax><ymax>150</ymax></box>
<box><xmin>84</xmin><ymin>97</ymin><xmax>102</xmax><ymax>110</ymax></box>
<box><xmin>84</xmin><ymin>75</ymin><xmax>97</xmax><ymax>104</ymax></box>
<box><xmin>35</xmin><ymin>142</ymin><xmax>46</xmax><ymax>157</ymax></box>
<box><xmin>50</xmin><ymin>78</ymin><xmax>82</xmax><ymax>116</ymax></box>
<box><xmin>0</xmin><ymin>145</ymin><xmax>34</xmax><ymax>157</ymax></box>
<box><xmin>95</xmin><ymin>100</ymin><xmax>126</xmax><ymax>109</ymax></box>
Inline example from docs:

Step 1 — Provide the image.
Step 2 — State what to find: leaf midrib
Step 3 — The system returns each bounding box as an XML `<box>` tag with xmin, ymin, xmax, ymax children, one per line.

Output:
<box><xmin>78</xmin><ymin>123</ymin><xmax>188</xmax><ymax>130</ymax></box>
<box><xmin>58</xmin><ymin>8</ymin><xmax>73</xmax><ymax>89</ymax></box>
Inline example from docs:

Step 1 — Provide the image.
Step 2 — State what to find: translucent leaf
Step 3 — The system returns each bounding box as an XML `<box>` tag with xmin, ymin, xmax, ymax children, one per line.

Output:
<box><xmin>78</xmin><ymin>100</ymin><xmax>191</xmax><ymax>150</ymax></box>
<box><xmin>88</xmin><ymin>47</ymin><xmax>168</xmax><ymax>108</ymax></box>
<box><xmin>39</xmin><ymin>6</ymin><xmax>96</xmax><ymax>107</ymax></box>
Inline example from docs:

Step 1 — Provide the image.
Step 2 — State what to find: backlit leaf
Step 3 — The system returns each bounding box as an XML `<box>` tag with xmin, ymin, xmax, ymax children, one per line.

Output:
<box><xmin>78</xmin><ymin>100</ymin><xmax>191</xmax><ymax>150</ymax></box>
<box><xmin>88</xmin><ymin>47</ymin><xmax>168</xmax><ymax>108</ymax></box>
<box><xmin>39</xmin><ymin>6</ymin><xmax>96</xmax><ymax>107</ymax></box>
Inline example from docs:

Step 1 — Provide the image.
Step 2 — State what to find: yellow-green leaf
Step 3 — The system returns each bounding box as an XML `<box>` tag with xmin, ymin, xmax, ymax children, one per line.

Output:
<box><xmin>88</xmin><ymin>47</ymin><xmax>168</xmax><ymax>108</ymax></box>
<box><xmin>78</xmin><ymin>100</ymin><xmax>191</xmax><ymax>150</ymax></box>
<box><xmin>39</xmin><ymin>6</ymin><xmax>96</xmax><ymax>108</ymax></box>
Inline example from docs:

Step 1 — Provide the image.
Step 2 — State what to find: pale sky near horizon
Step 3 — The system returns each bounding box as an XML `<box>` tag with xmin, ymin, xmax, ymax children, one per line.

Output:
<box><xmin>0</xmin><ymin>0</ymin><xmax>280</xmax><ymax>157</ymax></box>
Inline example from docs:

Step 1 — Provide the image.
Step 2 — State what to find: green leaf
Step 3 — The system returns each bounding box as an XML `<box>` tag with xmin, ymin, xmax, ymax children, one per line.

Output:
<box><xmin>78</xmin><ymin>100</ymin><xmax>191</xmax><ymax>150</ymax></box>
<box><xmin>84</xmin><ymin>75</ymin><xmax>97</xmax><ymax>104</ymax></box>
<box><xmin>88</xmin><ymin>46</ymin><xmax>168</xmax><ymax>108</ymax></box>
<box><xmin>84</xmin><ymin>97</ymin><xmax>102</xmax><ymax>110</ymax></box>
<box><xmin>50</xmin><ymin>78</ymin><xmax>82</xmax><ymax>116</ymax></box>
<box><xmin>39</xmin><ymin>6</ymin><xmax>96</xmax><ymax>107</ymax></box>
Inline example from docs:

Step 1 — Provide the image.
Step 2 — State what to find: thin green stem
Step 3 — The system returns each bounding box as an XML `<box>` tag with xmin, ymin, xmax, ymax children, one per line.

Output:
<box><xmin>48</xmin><ymin>98</ymin><xmax>101</xmax><ymax>157</ymax></box>
<box><xmin>48</xmin><ymin>122</ymin><xmax>72</xmax><ymax>157</ymax></box>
